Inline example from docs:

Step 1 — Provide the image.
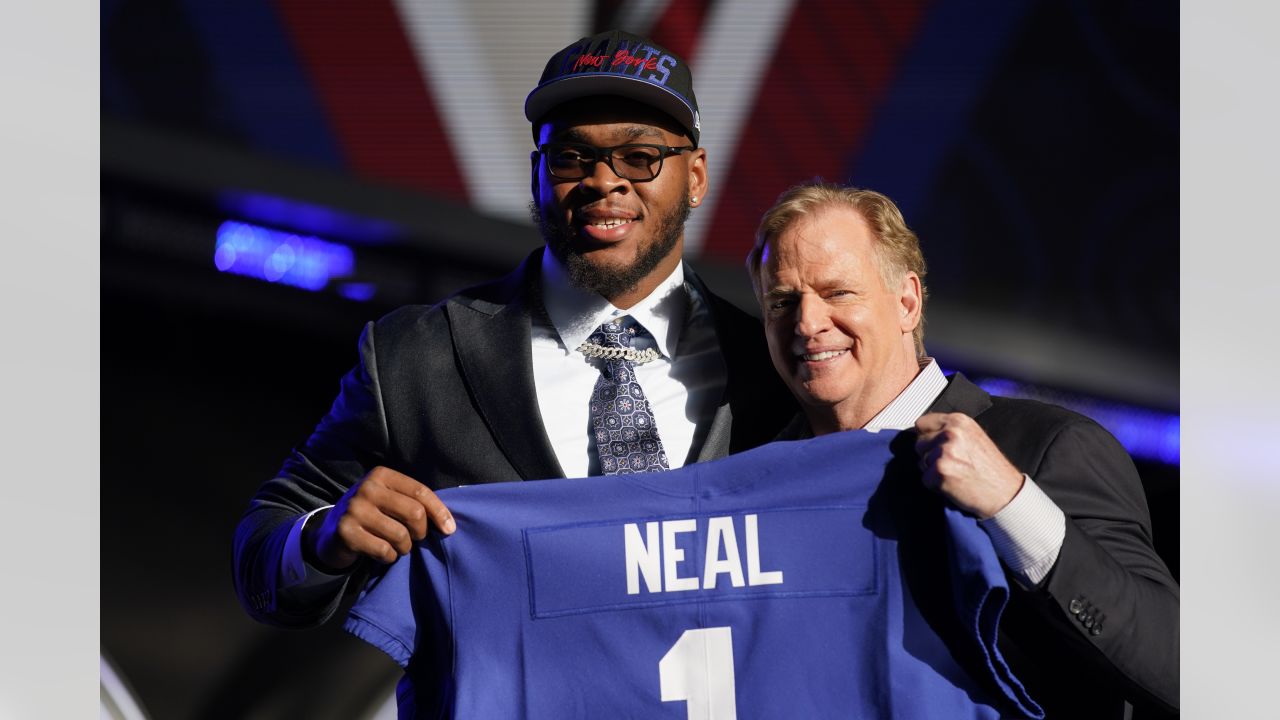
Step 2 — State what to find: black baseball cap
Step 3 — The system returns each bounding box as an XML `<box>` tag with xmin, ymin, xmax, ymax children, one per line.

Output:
<box><xmin>524</xmin><ymin>30</ymin><xmax>701</xmax><ymax>146</ymax></box>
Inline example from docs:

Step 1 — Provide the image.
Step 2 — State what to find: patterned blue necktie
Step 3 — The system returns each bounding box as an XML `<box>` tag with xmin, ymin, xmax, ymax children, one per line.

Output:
<box><xmin>584</xmin><ymin>317</ymin><xmax>670</xmax><ymax>475</ymax></box>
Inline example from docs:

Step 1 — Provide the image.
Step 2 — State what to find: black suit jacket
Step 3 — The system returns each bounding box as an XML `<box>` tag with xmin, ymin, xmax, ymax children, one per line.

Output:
<box><xmin>233</xmin><ymin>250</ymin><xmax>795</xmax><ymax>629</ymax></box>
<box><xmin>925</xmin><ymin>373</ymin><xmax>1179</xmax><ymax>717</ymax></box>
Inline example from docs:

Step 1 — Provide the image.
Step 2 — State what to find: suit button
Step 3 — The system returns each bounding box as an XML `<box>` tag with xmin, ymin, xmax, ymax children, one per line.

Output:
<box><xmin>1091</xmin><ymin>625</ymin><xmax>1103</xmax><ymax>636</ymax></box>
<box><xmin>1069</xmin><ymin>598</ymin><xmax>1084</xmax><ymax>615</ymax></box>
<box><xmin>1083</xmin><ymin>616</ymin><xmax>1095</xmax><ymax>629</ymax></box>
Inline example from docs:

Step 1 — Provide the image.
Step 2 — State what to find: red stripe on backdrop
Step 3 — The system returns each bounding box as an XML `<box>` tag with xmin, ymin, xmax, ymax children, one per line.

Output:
<box><xmin>700</xmin><ymin>0</ymin><xmax>927</xmax><ymax>261</ymax></box>
<box><xmin>272</xmin><ymin>0</ymin><xmax>466</xmax><ymax>202</ymax></box>
<box><xmin>649</xmin><ymin>0</ymin><xmax>713</xmax><ymax>63</ymax></box>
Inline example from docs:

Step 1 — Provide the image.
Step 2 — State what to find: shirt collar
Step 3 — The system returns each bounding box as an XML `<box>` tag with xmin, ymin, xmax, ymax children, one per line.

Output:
<box><xmin>540</xmin><ymin>249</ymin><xmax>688</xmax><ymax>359</ymax></box>
<box><xmin>864</xmin><ymin>358</ymin><xmax>948</xmax><ymax>431</ymax></box>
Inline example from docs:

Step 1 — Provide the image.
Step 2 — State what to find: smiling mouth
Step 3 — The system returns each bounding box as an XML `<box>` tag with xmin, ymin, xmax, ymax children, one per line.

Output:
<box><xmin>799</xmin><ymin>350</ymin><xmax>847</xmax><ymax>362</ymax></box>
<box><xmin>574</xmin><ymin>213</ymin><xmax>641</xmax><ymax>244</ymax></box>
<box><xmin>584</xmin><ymin>218</ymin><xmax>633</xmax><ymax>230</ymax></box>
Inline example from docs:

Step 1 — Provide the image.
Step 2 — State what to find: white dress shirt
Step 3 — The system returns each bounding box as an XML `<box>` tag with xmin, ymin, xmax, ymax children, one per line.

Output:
<box><xmin>533</xmin><ymin>250</ymin><xmax>724</xmax><ymax>477</ymax></box>
<box><xmin>864</xmin><ymin>358</ymin><xmax>1067</xmax><ymax>587</ymax></box>
<box><xmin>278</xmin><ymin>252</ymin><xmax>726</xmax><ymax>591</ymax></box>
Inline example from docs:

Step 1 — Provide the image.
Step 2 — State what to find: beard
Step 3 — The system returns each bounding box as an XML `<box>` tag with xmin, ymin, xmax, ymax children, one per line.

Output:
<box><xmin>530</xmin><ymin>195</ymin><xmax>691</xmax><ymax>300</ymax></box>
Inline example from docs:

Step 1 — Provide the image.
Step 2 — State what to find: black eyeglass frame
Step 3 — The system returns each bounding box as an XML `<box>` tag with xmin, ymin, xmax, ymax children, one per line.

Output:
<box><xmin>537</xmin><ymin>142</ymin><xmax>696</xmax><ymax>182</ymax></box>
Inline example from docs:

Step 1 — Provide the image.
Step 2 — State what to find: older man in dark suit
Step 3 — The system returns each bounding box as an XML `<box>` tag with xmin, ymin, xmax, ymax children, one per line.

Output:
<box><xmin>747</xmin><ymin>181</ymin><xmax>1178</xmax><ymax>718</ymax></box>
<box><xmin>233</xmin><ymin>31</ymin><xmax>793</xmax><ymax>629</ymax></box>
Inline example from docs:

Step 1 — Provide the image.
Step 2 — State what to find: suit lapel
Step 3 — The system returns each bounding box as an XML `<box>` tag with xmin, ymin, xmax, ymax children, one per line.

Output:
<box><xmin>684</xmin><ymin>267</ymin><xmax>736</xmax><ymax>462</ymax></box>
<box><xmin>694</xmin><ymin>403</ymin><xmax>733</xmax><ymax>462</ymax></box>
<box><xmin>448</xmin><ymin>251</ymin><xmax>565</xmax><ymax>481</ymax></box>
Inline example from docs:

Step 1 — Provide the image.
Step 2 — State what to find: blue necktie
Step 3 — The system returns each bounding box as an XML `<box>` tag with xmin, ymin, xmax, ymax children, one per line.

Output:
<box><xmin>585</xmin><ymin>317</ymin><xmax>670</xmax><ymax>475</ymax></box>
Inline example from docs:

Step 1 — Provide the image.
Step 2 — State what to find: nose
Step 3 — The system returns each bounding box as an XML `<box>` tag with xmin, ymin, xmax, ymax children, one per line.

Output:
<box><xmin>578</xmin><ymin>155</ymin><xmax>629</xmax><ymax>195</ymax></box>
<box><xmin>794</xmin><ymin>294</ymin><xmax>831</xmax><ymax>338</ymax></box>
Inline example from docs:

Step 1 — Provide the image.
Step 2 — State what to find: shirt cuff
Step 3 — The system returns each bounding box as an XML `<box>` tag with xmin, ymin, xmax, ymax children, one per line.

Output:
<box><xmin>978</xmin><ymin>475</ymin><xmax>1066</xmax><ymax>588</ymax></box>
<box><xmin>280</xmin><ymin>505</ymin><xmax>348</xmax><ymax>590</ymax></box>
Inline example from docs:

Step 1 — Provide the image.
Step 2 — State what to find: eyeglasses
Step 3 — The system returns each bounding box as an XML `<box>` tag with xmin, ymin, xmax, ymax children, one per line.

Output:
<box><xmin>538</xmin><ymin>142</ymin><xmax>695</xmax><ymax>182</ymax></box>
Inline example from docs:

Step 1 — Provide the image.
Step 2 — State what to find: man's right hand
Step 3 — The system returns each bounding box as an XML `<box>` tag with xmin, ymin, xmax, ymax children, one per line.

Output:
<box><xmin>302</xmin><ymin>466</ymin><xmax>455</xmax><ymax>572</ymax></box>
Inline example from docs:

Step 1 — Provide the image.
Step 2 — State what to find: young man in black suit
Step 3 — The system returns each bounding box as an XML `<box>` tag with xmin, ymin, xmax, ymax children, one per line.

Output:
<box><xmin>748</xmin><ymin>181</ymin><xmax>1178</xmax><ymax>717</ymax></box>
<box><xmin>233</xmin><ymin>31</ymin><xmax>793</xmax><ymax>629</ymax></box>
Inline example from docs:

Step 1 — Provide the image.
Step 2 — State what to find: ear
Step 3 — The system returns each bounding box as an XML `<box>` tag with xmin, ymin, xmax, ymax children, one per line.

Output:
<box><xmin>686</xmin><ymin>147</ymin><xmax>708</xmax><ymax>206</ymax></box>
<box><xmin>530</xmin><ymin>150</ymin><xmax>541</xmax><ymax>201</ymax></box>
<box><xmin>897</xmin><ymin>271</ymin><xmax>922</xmax><ymax>334</ymax></box>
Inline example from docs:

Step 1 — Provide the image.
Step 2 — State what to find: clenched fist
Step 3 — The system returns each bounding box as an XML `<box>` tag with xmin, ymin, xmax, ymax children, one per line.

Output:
<box><xmin>913</xmin><ymin>412</ymin><xmax>1024</xmax><ymax>519</ymax></box>
<box><xmin>303</xmin><ymin>466</ymin><xmax>455</xmax><ymax>571</ymax></box>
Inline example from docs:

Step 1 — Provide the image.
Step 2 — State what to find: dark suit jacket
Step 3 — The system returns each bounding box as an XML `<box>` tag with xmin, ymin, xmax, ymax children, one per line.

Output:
<box><xmin>233</xmin><ymin>249</ymin><xmax>795</xmax><ymax>629</ymax></box>
<box><xmin>890</xmin><ymin>373</ymin><xmax>1178</xmax><ymax>718</ymax></box>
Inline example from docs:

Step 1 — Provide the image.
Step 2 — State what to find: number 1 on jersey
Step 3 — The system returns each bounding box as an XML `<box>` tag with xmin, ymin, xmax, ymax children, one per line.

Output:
<box><xmin>659</xmin><ymin>627</ymin><xmax>737</xmax><ymax>719</ymax></box>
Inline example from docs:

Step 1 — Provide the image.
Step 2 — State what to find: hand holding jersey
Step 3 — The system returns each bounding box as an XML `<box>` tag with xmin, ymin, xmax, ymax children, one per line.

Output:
<box><xmin>303</xmin><ymin>467</ymin><xmax>455</xmax><ymax>571</ymax></box>
<box><xmin>914</xmin><ymin>412</ymin><xmax>1024</xmax><ymax>520</ymax></box>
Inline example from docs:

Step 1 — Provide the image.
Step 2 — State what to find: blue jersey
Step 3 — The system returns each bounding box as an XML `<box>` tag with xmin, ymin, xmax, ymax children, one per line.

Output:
<box><xmin>345</xmin><ymin>430</ymin><xmax>1043</xmax><ymax>719</ymax></box>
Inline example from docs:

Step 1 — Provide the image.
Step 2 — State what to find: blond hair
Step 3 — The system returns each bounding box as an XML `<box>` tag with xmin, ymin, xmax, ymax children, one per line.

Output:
<box><xmin>746</xmin><ymin>182</ymin><xmax>929</xmax><ymax>355</ymax></box>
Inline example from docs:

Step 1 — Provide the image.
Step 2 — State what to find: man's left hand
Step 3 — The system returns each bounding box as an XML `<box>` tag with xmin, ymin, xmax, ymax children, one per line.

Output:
<box><xmin>913</xmin><ymin>412</ymin><xmax>1024</xmax><ymax>519</ymax></box>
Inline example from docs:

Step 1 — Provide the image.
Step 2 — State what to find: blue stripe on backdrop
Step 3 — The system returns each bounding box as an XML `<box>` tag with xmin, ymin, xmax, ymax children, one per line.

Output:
<box><xmin>178</xmin><ymin>0</ymin><xmax>345</xmax><ymax>169</ymax></box>
<box><xmin>217</xmin><ymin>190</ymin><xmax>403</xmax><ymax>245</ymax></box>
<box><xmin>974</xmin><ymin>376</ymin><xmax>1179</xmax><ymax>466</ymax></box>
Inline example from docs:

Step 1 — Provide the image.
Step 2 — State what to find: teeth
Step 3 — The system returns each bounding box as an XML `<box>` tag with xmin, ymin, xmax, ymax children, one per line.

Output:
<box><xmin>589</xmin><ymin>219</ymin><xmax>630</xmax><ymax>229</ymax></box>
<box><xmin>802</xmin><ymin>350</ymin><xmax>845</xmax><ymax>361</ymax></box>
